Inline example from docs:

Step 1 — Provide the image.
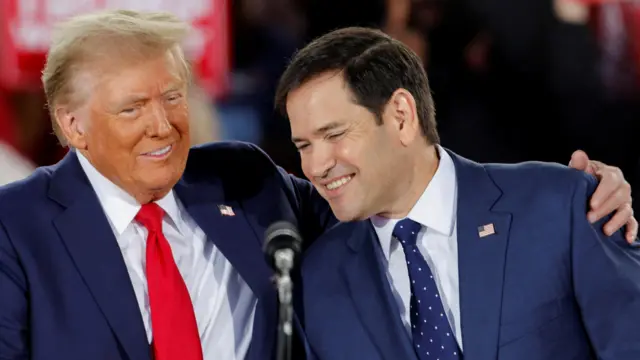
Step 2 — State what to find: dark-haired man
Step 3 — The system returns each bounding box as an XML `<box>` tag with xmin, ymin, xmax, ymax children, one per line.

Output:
<box><xmin>276</xmin><ymin>27</ymin><xmax>640</xmax><ymax>359</ymax></box>
<box><xmin>0</xmin><ymin>10</ymin><xmax>635</xmax><ymax>360</ymax></box>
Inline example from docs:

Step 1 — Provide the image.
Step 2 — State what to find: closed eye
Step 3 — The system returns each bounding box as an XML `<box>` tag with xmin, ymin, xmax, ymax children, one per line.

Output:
<box><xmin>166</xmin><ymin>93</ymin><xmax>183</xmax><ymax>104</ymax></box>
<box><xmin>326</xmin><ymin>131</ymin><xmax>345</xmax><ymax>140</ymax></box>
<box><xmin>120</xmin><ymin>105</ymin><xmax>141</xmax><ymax>116</ymax></box>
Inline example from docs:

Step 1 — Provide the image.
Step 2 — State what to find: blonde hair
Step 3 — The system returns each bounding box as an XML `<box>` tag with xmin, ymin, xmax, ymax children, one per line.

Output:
<box><xmin>41</xmin><ymin>9</ymin><xmax>192</xmax><ymax>144</ymax></box>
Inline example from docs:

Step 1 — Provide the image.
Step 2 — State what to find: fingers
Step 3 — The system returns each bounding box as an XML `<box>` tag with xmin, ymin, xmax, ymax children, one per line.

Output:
<box><xmin>578</xmin><ymin>158</ymin><xmax>636</xmax><ymax>243</ymax></box>
<box><xmin>589</xmin><ymin>181</ymin><xmax>631</xmax><ymax>224</ymax></box>
<box><xmin>587</xmin><ymin>161</ymin><xmax>603</xmax><ymax>176</ymax></box>
<box><xmin>625</xmin><ymin>216</ymin><xmax>639</xmax><ymax>244</ymax></box>
<box><xmin>601</xmin><ymin>204</ymin><xmax>638</xmax><ymax>244</ymax></box>
<box><xmin>589</xmin><ymin>163</ymin><xmax>625</xmax><ymax>209</ymax></box>
<box><xmin>569</xmin><ymin>150</ymin><xmax>589</xmax><ymax>171</ymax></box>
<box><xmin>601</xmin><ymin>202</ymin><xmax>632</xmax><ymax>235</ymax></box>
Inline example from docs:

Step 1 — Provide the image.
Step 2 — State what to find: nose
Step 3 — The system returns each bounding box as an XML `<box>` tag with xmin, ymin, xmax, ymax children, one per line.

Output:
<box><xmin>305</xmin><ymin>145</ymin><xmax>336</xmax><ymax>179</ymax></box>
<box><xmin>147</xmin><ymin>101</ymin><xmax>172</xmax><ymax>138</ymax></box>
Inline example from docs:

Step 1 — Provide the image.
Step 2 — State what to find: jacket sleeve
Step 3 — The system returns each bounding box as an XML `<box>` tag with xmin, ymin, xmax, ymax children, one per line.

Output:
<box><xmin>246</xmin><ymin>143</ymin><xmax>337</xmax><ymax>249</ymax></box>
<box><xmin>0</xmin><ymin>219</ymin><xmax>29</xmax><ymax>359</ymax></box>
<box><xmin>571</xmin><ymin>173</ymin><xmax>640</xmax><ymax>359</ymax></box>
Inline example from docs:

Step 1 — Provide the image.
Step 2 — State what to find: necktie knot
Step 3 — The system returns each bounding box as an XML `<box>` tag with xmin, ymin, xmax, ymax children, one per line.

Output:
<box><xmin>393</xmin><ymin>218</ymin><xmax>423</xmax><ymax>247</ymax></box>
<box><xmin>136</xmin><ymin>203</ymin><xmax>164</xmax><ymax>233</ymax></box>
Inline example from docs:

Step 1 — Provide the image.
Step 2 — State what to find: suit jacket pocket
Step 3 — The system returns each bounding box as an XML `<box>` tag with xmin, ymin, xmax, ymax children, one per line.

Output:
<box><xmin>498</xmin><ymin>294</ymin><xmax>577</xmax><ymax>346</ymax></box>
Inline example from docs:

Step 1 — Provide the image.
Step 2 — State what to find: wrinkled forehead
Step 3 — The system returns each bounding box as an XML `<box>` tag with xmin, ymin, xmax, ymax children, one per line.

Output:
<box><xmin>71</xmin><ymin>48</ymin><xmax>188</xmax><ymax>107</ymax></box>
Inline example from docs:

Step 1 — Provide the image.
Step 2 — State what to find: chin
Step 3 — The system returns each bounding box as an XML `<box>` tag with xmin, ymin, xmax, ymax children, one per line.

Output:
<box><xmin>140</xmin><ymin>168</ymin><xmax>181</xmax><ymax>191</ymax></box>
<box><xmin>330</xmin><ymin>204</ymin><xmax>368</xmax><ymax>223</ymax></box>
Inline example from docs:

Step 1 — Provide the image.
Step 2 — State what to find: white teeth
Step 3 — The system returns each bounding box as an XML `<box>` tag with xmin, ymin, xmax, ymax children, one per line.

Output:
<box><xmin>146</xmin><ymin>145</ymin><xmax>171</xmax><ymax>156</ymax></box>
<box><xmin>326</xmin><ymin>176</ymin><xmax>352</xmax><ymax>190</ymax></box>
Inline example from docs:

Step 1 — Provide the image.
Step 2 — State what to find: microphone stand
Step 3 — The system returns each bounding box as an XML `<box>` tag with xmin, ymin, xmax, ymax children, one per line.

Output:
<box><xmin>274</xmin><ymin>249</ymin><xmax>294</xmax><ymax>360</ymax></box>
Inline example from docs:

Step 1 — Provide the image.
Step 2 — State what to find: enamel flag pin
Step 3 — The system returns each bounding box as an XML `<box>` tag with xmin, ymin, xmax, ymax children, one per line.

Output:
<box><xmin>218</xmin><ymin>205</ymin><xmax>235</xmax><ymax>216</ymax></box>
<box><xmin>478</xmin><ymin>223</ymin><xmax>495</xmax><ymax>238</ymax></box>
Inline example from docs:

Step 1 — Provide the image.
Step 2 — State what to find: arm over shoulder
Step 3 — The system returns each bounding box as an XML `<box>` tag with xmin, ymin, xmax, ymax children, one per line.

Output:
<box><xmin>571</xmin><ymin>172</ymin><xmax>640</xmax><ymax>359</ymax></box>
<box><xmin>244</xmin><ymin>143</ymin><xmax>337</xmax><ymax>246</ymax></box>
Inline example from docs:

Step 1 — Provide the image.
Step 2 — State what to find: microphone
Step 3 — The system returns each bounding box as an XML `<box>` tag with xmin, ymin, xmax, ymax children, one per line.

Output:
<box><xmin>264</xmin><ymin>221</ymin><xmax>303</xmax><ymax>274</ymax></box>
<box><xmin>264</xmin><ymin>221</ymin><xmax>303</xmax><ymax>360</ymax></box>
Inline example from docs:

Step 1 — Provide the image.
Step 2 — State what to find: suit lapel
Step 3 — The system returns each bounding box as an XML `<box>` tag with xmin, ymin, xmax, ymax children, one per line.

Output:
<box><xmin>174</xmin><ymin>180</ymin><xmax>277</xmax><ymax>360</ymax></box>
<box><xmin>448</xmin><ymin>150</ymin><xmax>512</xmax><ymax>359</ymax></box>
<box><xmin>49</xmin><ymin>152</ymin><xmax>278</xmax><ymax>360</ymax></box>
<box><xmin>341</xmin><ymin>222</ymin><xmax>416</xmax><ymax>360</ymax></box>
<box><xmin>49</xmin><ymin>152</ymin><xmax>150</xmax><ymax>360</ymax></box>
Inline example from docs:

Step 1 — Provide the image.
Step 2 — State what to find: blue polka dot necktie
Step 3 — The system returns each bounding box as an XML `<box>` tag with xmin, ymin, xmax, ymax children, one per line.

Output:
<box><xmin>393</xmin><ymin>218</ymin><xmax>462</xmax><ymax>360</ymax></box>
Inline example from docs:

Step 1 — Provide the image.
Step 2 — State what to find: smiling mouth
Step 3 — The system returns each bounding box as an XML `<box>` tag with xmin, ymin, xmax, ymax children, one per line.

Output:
<box><xmin>325</xmin><ymin>175</ymin><xmax>353</xmax><ymax>191</ymax></box>
<box><xmin>142</xmin><ymin>144</ymin><xmax>173</xmax><ymax>158</ymax></box>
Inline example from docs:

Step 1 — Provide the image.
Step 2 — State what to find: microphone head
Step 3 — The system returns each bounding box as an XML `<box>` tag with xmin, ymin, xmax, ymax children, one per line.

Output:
<box><xmin>264</xmin><ymin>221</ymin><xmax>303</xmax><ymax>270</ymax></box>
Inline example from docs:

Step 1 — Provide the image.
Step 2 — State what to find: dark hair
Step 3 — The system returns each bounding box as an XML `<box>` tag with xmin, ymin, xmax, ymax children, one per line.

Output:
<box><xmin>275</xmin><ymin>27</ymin><xmax>439</xmax><ymax>144</ymax></box>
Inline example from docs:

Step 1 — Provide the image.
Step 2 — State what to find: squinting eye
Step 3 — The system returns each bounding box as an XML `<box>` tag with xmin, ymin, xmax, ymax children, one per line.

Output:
<box><xmin>296</xmin><ymin>144</ymin><xmax>309</xmax><ymax>151</ymax></box>
<box><xmin>327</xmin><ymin>132</ymin><xmax>345</xmax><ymax>140</ymax></box>
<box><xmin>120</xmin><ymin>106</ymin><xmax>139</xmax><ymax>115</ymax></box>
<box><xmin>167</xmin><ymin>94</ymin><xmax>183</xmax><ymax>103</ymax></box>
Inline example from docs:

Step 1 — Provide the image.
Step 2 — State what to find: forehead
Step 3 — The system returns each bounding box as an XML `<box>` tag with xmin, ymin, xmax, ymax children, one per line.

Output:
<box><xmin>83</xmin><ymin>50</ymin><xmax>185</xmax><ymax>102</ymax></box>
<box><xmin>286</xmin><ymin>72</ymin><xmax>366</xmax><ymax>133</ymax></box>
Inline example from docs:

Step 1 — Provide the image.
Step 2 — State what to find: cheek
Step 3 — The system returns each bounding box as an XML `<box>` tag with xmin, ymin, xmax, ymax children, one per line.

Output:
<box><xmin>170</xmin><ymin>108</ymin><xmax>190</xmax><ymax>134</ymax></box>
<box><xmin>335</xmin><ymin>142</ymin><xmax>351</xmax><ymax>158</ymax></box>
<box><xmin>113</xmin><ymin>123</ymin><xmax>147</xmax><ymax>151</ymax></box>
<box><xmin>334</xmin><ymin>140</ymin><xmax>362</xmax><ymax>172</ymax></box>
<box><xmin>90</xmin><ymin>122</ymin><xmax>146</xmax><ymax>164</ymax></box>
<box><xmin>300</xmin><ymin>153</ymin><xmax>314</xmax><ymax>179</ymax></box>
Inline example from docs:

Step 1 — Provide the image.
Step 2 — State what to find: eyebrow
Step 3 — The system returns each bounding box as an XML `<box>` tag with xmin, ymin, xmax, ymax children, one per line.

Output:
<box><xmin>112</xmin><ymin>94</ymin><xmax>149</xmax><ymax>110</ymax></box>
<box><xmin>114</xmin><ymin>84</ymin><xmax>183</xmax><ymax>108</ymax></box>
<box><xmin>291</xmin><ymin>121</ymin><xmax>343</xmax><ymax>143</ymax></box>
<box><xmin>162</xmin><ymin>84</ymin><xmax>183</xmax><ymax>95</ymax></box>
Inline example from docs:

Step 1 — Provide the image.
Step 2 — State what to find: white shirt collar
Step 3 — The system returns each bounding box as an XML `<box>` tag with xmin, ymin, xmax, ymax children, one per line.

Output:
<box><xmin>76</xmin><ymin>151</ymin><xmax>182</xmax><ymax>235</ymax></box>
<box><xmin>370</xmin><ymin>145</ymin><xmax>458</xmax><ymax>260</ymax></box>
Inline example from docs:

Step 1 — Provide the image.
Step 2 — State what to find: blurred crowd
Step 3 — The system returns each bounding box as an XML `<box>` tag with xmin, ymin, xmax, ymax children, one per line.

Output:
<box><xmin>1</xmin><ymin>0</ymin><xmax>639</xmax><ymax>208</ymax></box>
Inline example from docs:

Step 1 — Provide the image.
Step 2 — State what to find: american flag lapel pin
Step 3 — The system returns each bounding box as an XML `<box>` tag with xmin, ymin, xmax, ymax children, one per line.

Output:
<box><xmin>218</xmin><ymin>204</ymin><xmax>235</xmax><ymax>216</ymax></box>
<box><xmin>478</xmin><ymin>223</ymin><xmax>495</xmax><ymax>238</ymax></box>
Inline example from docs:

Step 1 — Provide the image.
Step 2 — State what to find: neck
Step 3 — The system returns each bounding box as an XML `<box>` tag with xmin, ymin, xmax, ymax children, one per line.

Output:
<box><xmin>377</xmin><ymin>145</ymin><xmax>439</xmax><ymax>219</ymax></box>
<box><xmin>131</xmin><ymin>189</ymin><xmax>168</xmax><ymax>205</ymax></box>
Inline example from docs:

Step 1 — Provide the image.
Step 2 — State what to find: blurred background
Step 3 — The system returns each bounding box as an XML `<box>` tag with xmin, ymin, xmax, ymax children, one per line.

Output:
<box><xmin>0</xmin><ymin>0</ymin><xmax>638</xmax><ymax>210</ymax></box>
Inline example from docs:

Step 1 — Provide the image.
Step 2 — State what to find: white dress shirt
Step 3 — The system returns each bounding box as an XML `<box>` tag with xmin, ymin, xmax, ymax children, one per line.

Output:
<box><xmin>77</xmin><ymin>152</ymin><xmax>256</xmax><ymax>359</ymax></box>
<box><xmin>371</xmin><ymin>145</ymin><xmax>463</xmax><ymax>350</ymax></box>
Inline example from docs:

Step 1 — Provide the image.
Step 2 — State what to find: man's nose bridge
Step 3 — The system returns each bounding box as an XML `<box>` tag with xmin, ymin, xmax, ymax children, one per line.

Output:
<box><xmin>148</xmin><ymin>100</ymin><xmax>170</xmax><ymax>132</ymax></box>
<box><xmin>310</xmin><ymin>143</ymin><xmax>334</xmax><ymax>177</ymax></box>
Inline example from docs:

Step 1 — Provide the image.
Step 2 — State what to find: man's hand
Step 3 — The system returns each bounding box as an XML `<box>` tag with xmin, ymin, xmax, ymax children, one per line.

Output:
<box><xmin>569</xmin><ymin>150</ymin><xmax>637</xmax><ymax>243</ymax></box>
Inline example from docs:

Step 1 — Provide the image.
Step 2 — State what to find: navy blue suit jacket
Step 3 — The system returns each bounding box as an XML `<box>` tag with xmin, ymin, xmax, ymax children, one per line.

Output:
<box><xmin>301</xmin><ymin>150</ymin><xmax>640</xmax><ymax>360</ymax></box>
<box><xmin>0</xmin><ymin>141</ymin><xmax>334</xmax><ymax>360</ymax></box>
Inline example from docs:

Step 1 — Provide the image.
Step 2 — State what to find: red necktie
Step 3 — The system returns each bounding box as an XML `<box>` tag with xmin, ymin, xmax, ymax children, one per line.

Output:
<box><xmin>135</xmin><ymin>203</ymin><xmax>203</xmax><ymax>360</ymax></box>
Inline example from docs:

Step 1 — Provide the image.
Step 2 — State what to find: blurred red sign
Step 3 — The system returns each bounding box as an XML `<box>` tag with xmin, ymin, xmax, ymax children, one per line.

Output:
<box><xmin>0</xmin><ymin>0</ymin><xmax>230</xmax><ymax>98</ymax></box>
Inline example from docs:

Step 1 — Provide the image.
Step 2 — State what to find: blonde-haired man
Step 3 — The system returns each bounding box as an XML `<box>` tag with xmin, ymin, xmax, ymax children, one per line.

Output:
<box><xmin>0</xmin><ymin>9</ymin><xmax>332</xmax><ymax>360</ymax></box>
<box><xmin>0</xmin><ymin>9</ymin><xmax>635</xmax><ymax>360</ymax></box>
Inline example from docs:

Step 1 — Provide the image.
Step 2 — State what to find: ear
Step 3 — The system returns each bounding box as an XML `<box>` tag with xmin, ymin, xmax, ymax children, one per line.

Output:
<box><xmin>54</xmin><ymin>105</ymin><xmax>88</xmax><ymax>149</ymax></box>
<box><xmin>384</xmin><ymin>88</ymin><xmax>420</xmax><ymax>146</ymax></box>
